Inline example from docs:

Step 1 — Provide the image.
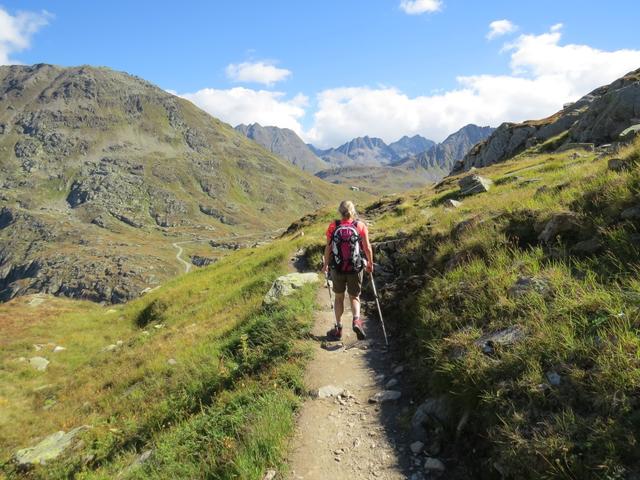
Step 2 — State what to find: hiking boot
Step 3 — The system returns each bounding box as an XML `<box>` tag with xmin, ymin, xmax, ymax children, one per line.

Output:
<box><xmin>352</xmin><ymin>317</ymin><xmax>366</xmax><ymax>340</ymax></box>
<box><xmin>326</xmin><ymin>324</ymin><xmax>343</xmax><ymax>341</ymax></box>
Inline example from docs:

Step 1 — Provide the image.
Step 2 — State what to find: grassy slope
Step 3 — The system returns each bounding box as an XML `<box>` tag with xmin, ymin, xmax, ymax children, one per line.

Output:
<box><xmin>342</xmin><ymin>141</ymin><xmax>639</xmax><ymax>479</ymax></box>
<box><xmin>0</xmin><ymin>233</ymin><xmax>327</xmax><ymax>479</ymax></box>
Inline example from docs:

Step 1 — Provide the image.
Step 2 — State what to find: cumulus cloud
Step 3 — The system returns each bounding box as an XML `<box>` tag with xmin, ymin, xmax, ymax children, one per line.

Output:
<box><xmin>487</xmin><ymin>19</ymin><xmax>517</xmax><ymax>40</ymax></box>
<box><xmin>399</xmin><ymin>0</ymin><xmax>442</xmax><ymax>15</ymax></box>
<box><xmin>304</xmin><ymin>25</ymin><xmax>640</xmax><ymax>147</ymax></box>
<box><xmin>180</xmin><ymin>87</ymin><xmax>307</xmax><ymax>133</ymax></box>
<box><xmin>0</xmin><ymin>7</ymin><xmax>51</xmax><ymax>65</ymax></box>
<box><xmin>225</xmin><ymin>61</ymin><xmax>291</xmax><ymax>86</ymax></box>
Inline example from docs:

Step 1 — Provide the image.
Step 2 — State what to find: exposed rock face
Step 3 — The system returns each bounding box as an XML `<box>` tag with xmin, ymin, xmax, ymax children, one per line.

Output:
<box><xmin>455</xmin><ymin>68</ymin><xmax>640</xmax><ymax>172</ymax></box>
<box><xmin>235</xmin><ymin>123</ymin><xmax>328</xmax><ymax>172</ymax></box>
<box><xmin>263</xmin><ymin>272</ymin><xmax>319</xmax><ymax>305</ymax></box>
<box><xmin>0</xmin><ymin>64</ymin><xmax>343</xmax><ymax>303</ymax></box>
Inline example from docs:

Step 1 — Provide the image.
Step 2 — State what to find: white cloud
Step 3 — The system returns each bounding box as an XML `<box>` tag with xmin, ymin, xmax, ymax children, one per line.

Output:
<box><xmin>225</xmin><ymin>61</ymin><xmax>291</xmax><ymax>86</ymax></box>
<box><xmin>180</xmin><ymin>87</ymin><xmax>307</xmax><ymax>133</ymax></box>
<box><xmin>399</xmin><ymin>0</ymin><xmax>442</xmax><ymax>15</ymax></box>
<box><xmin>304</xmin><ymin>25</ymin><xmax>640</xmax><ymax>147</ymax></box>
<box><xmin>487</xmin><ymin>19</ymin><xmax>517</xmax><ymax>40</ymax></box>
<box><xmin>0</xmin><ymin>7</ymin><xmax>51</xmax><ymax>65</ymax></box>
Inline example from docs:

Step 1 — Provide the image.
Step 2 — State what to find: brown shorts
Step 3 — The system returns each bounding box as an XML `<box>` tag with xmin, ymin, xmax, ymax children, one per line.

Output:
<box><xmin>331</xmin><ymin>269</ymin><xmax>364</xmax><ymax>297</ymax></box>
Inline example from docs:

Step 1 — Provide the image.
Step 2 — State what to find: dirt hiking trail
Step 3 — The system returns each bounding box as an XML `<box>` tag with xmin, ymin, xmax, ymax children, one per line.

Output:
<box><xmin>286</xmin><ymin>280</ymin><xmax>415</xmax><ymax>480</ymax></box>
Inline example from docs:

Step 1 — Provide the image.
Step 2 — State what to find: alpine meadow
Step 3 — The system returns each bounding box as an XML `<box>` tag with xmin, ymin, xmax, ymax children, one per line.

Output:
<box><xmin>1</xmin><ymin>2</ymin><xmax>640</xmax><ymax>480</ymax></box>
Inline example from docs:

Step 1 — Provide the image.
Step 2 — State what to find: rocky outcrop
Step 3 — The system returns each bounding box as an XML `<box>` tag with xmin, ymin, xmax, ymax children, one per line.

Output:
<box><xmin>455</xmin><ymin>68</ymin><xmax>640</xmax><ymax>172</ymax></box>
<box><xmin>13</xmin><ymin>426</ymin><xmax>90</xmax><ymax>467</ymax></box>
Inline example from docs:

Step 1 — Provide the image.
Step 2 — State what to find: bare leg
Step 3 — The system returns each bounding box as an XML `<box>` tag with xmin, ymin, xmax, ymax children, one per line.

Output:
<box><xmin>349</xmin><ymin>295</ymin><xmax>361</xmax><ymax>319</ymax></box>
<box><xmin>334</xmin><ymin>292</ymin><xmax>345</xmax><ymax>325</ymax></box>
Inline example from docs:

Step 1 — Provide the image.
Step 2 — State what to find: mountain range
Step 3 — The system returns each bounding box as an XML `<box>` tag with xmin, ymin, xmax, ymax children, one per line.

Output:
<box><xmin>235</xmin><ymin>123</ymin><xmax>495</xmax><ymax>192</ymax></box>
<box><xmin>0</xmin><ymin>64</ymin><xmax>354</xmax><ymax>303</ymax></box>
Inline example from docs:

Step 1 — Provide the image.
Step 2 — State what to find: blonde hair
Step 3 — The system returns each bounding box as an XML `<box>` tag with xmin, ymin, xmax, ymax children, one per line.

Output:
<box><xmin>338</xmin><ymin>200</ymin><xmax>357</xmax><ymax>219</ymax></box>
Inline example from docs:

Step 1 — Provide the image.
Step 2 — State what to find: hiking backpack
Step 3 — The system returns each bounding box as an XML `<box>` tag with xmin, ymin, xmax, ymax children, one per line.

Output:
<box><xmin>331</xmin><ymin>220</ymin><xmax>364</xmax><ymax>273</ymax></box>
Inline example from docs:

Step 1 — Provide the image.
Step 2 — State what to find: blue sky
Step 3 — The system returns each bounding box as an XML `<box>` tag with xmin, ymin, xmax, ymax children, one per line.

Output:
<box><xmin>2</xmin><ymin>1</ymin><xmax>640</xmax><ymax>147</ymax></box>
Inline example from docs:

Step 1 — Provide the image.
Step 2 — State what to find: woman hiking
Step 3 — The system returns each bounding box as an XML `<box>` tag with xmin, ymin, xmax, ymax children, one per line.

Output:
<box><xmin>322</xmin><ymin>200</ymin><xmax>374</xmax><ymax>341</ymax></box>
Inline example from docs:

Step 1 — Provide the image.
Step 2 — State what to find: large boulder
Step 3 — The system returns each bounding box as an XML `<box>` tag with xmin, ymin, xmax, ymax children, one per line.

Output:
<box><xmin>458</xmin><ymin>175</ymin><xmax>493</xmax><ymax>196</ymax></box>
<box><xmin>14</xmin><ymin>426</ymin><xmax>90</xmax><ymax>466</ymax></box>
<box><xmin>263</xmin><ymin>272</ymin><xmax>319</xmax><ymax>305</ymax></box>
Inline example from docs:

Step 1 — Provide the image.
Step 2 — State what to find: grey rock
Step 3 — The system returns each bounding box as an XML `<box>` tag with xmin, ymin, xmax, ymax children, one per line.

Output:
<box><xmin>263</xmin><ymin>272</ymin><xmax>319</xmax><ymax>305</ymax></box>
<box><xmin>316</xmin><ymin>385</ymin><xmax>344</xmax><ymax>399</ymax></box>
<box><xmin>14</xmin><ymin>426</ymin><xmax>90</xmax><ymax>466</ymax></box>
<box><xmin>262</xmin><ymin>470</ymin><xmax>277</xmax><ymax>480</ymax></box>
<box><xmin>508</xmin><ymin>276</ymin><xmax>551</xmax><ymax>298</ymax></box>
<box><xmin>393</xmin><ymin>365</ymin><xmax>405</xmax><ymax>374</ymax></box>
<box><xmin>442</xmin><ymin>199</ymin><xmax>462</xmax><ymax>208</ymax></box>
<box><xmin>53</xmin><ymin>346</ymin><xmax>66</xmax><ymax>353</ymax></box>
<box><xmin>424</xmin><ymin>457</ymin><xmax>446</xmax><ymax>472</ymax></box>
<box><xmin>538</xmin><ymin>212</ymin><xmax>582</xmax><ymax>243</ymax></box>
<box><xmin>411</xmin><ymin>396</ymin><xmax>451</xmax><ymax>441</ymax></box>
<box><xmin>29</xmin><ymin>356</ymin><xmax>49</xmax><ymax>371</ymax></box>
<box><xmin>458</xmin><ymin>174</ymin><xmax>493</xmax><ymax>195</ymax></box>
<box><xmin>546</xmin><ymin>371</ymin><xmax>562</xmax><ymax>386</ymax></box>
<box><xmin>475</xmin><ymin>326</ymin><xmax>526</xmax><ymax>356</ymax></box>
<box><xmin>572</xmin><ymin>237</ymin><xmax>603</xmax><ymax>254</ymax></box>
<box><xmin>621</xmin><ymin>205</ymin><xmax>640</xmax><ymax>220</ymax></box>
<box><xmin>410</xmin><ymin>441</ymin><xmax>424</xmax><ymax>454</ymax></box>
<box><xmin>385</xmin><ymin>378</ymin><xmax>399</xmax><ymax>389</ymax></box>
<box><xmin>369</xmin><ymin>390</ymin><xmax>402</xmax><ymax>403</ymax></box>
<box><xmin>608</xmin><ymin>158</ymin><xmax>630</xmax><ymax>172</ymax></box>
<box><xmin>167</xmin><ymin>358</ymin><xmax>177</xmax><ymax>365</ymax></box>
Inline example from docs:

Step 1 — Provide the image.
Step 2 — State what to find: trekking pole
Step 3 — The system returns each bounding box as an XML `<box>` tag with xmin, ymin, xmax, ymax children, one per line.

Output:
<box><xmin>325</xmin><ymin>272</ymin><xmax>333</xmax><ymax>310</ymax></box>
<box><xmin>368</xmin><ymin>272</ymin><xmax>389</xmax><ymax>347</ymax></box>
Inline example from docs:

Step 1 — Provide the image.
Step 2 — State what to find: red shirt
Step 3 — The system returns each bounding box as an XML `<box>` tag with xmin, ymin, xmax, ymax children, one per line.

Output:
<box><xmin>326</xmin><ymin>219</ymin><xmax>368</xmax><ymax>242</ymax></box>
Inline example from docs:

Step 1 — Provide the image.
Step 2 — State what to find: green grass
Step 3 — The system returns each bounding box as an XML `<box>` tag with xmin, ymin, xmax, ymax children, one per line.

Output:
<box><xmin>0</xmin><ymin>235</ymin><xmax>317</xmax><ymax>479</ymax></box>
<box><xmin>356</xmin><ymin>140</ymin><xmax>640</xmax><ymax>479</ymax></box>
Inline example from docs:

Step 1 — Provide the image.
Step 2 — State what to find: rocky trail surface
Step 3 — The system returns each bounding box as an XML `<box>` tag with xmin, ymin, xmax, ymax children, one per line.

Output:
<box><xmin>286</xmin><ymin>281</ymin><xmax>421</xmax><ymax>480</ymax></box>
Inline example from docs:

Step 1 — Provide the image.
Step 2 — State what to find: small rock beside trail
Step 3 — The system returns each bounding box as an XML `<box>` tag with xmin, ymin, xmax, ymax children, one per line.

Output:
<box><xmin>385</xmin><ymin>378</ymin><xmax>399</xmax><ymax>389</ymax></box>
<box><xmin>458</xmin><ymin>174</ymin><xmax>493</xmax><ymax>195</ymax></box>
<box><xmin>262</xmin><ymin>470</ymin><xmax>277</xmax><ymax>480</ymax></box>
<box><xmin>424</xmin><ymin>457</ymin><xmax>446</xmax><ymax>473</ymax></box>
<box><xmin>410</xmin><ymin>441</ymin><xmax>424</xmax><ymax>454</ymax></box>
<box><xmin>369</xmin><ymin>390</ymin><xmax>402</xmax><ymax>403</ymax></box>
<box><xmin>14</xmin><ymin>426</ymin><xmax>90</xmax><ymax>466</ymax></box>
<box><xmin>412</xmin><ymin>396</ymin><xmax>451</xmax><ymax>442</ymax></box>
<box><xmin>29</xmin><ymin>357</ymin><xmax>50</xmax><ymax>372</ymax></box>
<box><xmin>315</xmin><ymin>385</ymin><xmax>344</xmax><ymax>399</ymax></box>
<box><xmin>263</xmin><ymin>272</ymin><xmax>319</xmax><ymax>305</ymax></box>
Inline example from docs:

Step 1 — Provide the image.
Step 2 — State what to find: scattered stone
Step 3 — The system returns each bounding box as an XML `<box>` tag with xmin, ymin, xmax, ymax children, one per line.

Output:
<box><xmin>116</xmin><ymin>340</ymin><xmax>124</xmax><ymax>346</ymax></box>
<box><xmin>546</xmin><ymin>371</ymin><xmax>562</xmax><ymax>386</ymax></box>
<box><xmin>385</xmin><ymin>378</ymin><xmax>399</xmax><ymax>389</ymax></box>
<box><xmin>411</xmin><ymin>396</ymin><xmax>451</xmax><ymax>441</ymax></box>
<box><xmin>608</xmin><ymin>158</ymin><xmax>631</xmax><ymax>172</ymax></box>
<box><xmin>621</xmin><ymin>205</ymin><xmax>640</xmax><ymax>220</ymax></box>
<box><xmin>508</xmin><ymin>276</ymin><xmax>551</xmax><ymax>298</ymax></box>
<box><xmin>14</xmin><ymin>426</ymin><xmax>90</xmax><ymax>466</ymax></box>
<box><xmin>103</xmin><ymin>344</ymin><xmax>118</xmax><ymax>352</ymax></box>
<box><xmin>410</xmin><ymin>441</ymin><xmax>424</xmax><ymax>454</ymax></box>
<box><xmin>458</xmin><ymin>174</ymin><xmax>493</xmax><ymax>195</ymax></box>
<box><xmin>29</xmin><ymin>356</ymin><xmax>50</xmax><ymax>371</ymax></box>
<box><xmin>167</xmin><ymin>358</ymin><xmax>177</xmax><ymax>365</ymax></box>
<box><xmin>424</xmin><ymin>457</ymin><xmax>446</xmax><ymax>473</ymax></box>
<box><xmin>538</xmin><ymin>212</ymin><xmax>583</xmax><ymax>243</ymax></box>
<box><xmin>316</xmin><ymin>385</ymin><xmax>344</xmax><ymax>399</ymax></box>
<box><xmin>393</xmin><ymin>365</ymin><xmax>404</xmax><ymax>374</ymax></box>
<box><xmin>442</xmin><ymin>199</ymin><xmax>462</xmax><ymax>208</ymax></box>
<box><xmin>369</xmin><ymin>390</ymin><xmax>402</xmax><ymax>403</ymax></box>
<box><xmin>53</xmin><ymin>346</ymin><xmax>66</xmax><ymax>353</ymax></box>
<box><xmin>572</xmin><ymin>237</ymin><xmax>603</xmax><ymax>255</ymax></box>
<box><xmin>263</xmin><ymin>272</ymin><xmax>319</xmax><ymax>305</ymax></box>
<box><xmin>475</xmin><ymin>326</ymin><xmax>526</xmax><ymax>356</ymax></box>
<box><xmin>262</xmin><ymin>469</ymin><xmax>277</xmax><ymax>480</ymax></box>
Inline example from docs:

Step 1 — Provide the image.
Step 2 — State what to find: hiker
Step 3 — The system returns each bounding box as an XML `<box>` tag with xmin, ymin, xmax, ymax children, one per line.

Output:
<box><xmin>322</xmin><ymin>200</ymin><xmax>373</xmax><ymax>341</ymax></box>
